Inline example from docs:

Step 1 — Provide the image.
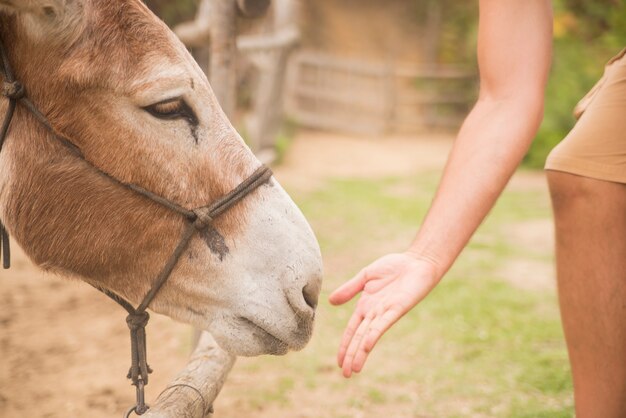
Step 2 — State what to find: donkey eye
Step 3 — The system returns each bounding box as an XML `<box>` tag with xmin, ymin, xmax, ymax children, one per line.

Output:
<box><xmin>144</xmin><ymin>98</ymin><xmax>197</xmax><ymax>123</ymax></box>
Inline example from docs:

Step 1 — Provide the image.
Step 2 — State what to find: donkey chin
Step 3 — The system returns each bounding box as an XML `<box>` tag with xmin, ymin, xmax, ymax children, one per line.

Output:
<box><xmin>171</xmin><ymin>286</ymin><xmax>319</xmax><ymax>357</ymax></box>
<box><xmin>210</xmin><ymin>312</ymin><xmax>316</xmax><ymax>356</ymax></box>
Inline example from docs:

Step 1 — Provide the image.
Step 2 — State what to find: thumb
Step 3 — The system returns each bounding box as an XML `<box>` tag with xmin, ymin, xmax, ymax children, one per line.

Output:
<box><xmin>329</xmin><ymin>268</ymin><xmax>368</xmax><ymax>305</ymax></box>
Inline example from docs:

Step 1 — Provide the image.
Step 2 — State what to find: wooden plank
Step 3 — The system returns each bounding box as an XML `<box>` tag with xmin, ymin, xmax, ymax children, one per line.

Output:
<box><xmin>237</xmin><ymin>27</ymin><xmax>299</xmax><ymax>53</ymax></box>
<box><xmin>143</xmin><ymin>332</ymin><xmax>236</xmax><ymax>418</ymax></box>
<box><xmin>285</xmin><ymin>51</ymin><xmax>476</xmax><ymax>135</ymax></box>
<box><xmin>292</xmin><ymin>52</ymin><xmax>389</xmax><ymax>78</ymax></box>
<box><xmin>395</xmin><ymin>65</ymin><xmax>475</xmax><ymax>79</ymax></box>
<box><xmin>291</xmin><ymin>85</ymin><xmax>388</xmax><ymax>111</ymax></box>
<box><xmin>395</xmin><ymin>92</ymin><xmax>474</xmax><ymax>105</ymax></box>
<box><xmin>292</xmin><ymin>52</ymin><xmax>475</xmax><ymax>80</ymax></box>
<box><xmin>291</xmin><ymin>110</ymin><xmax>387</xmax><ymax>136</ymax></box>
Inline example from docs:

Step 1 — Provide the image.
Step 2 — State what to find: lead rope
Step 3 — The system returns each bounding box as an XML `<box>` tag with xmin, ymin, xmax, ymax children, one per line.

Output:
<box><xmin>0</xmin><ymin>35</ymin><xmax>21</xmax><ymax>269</ymax></box>
<box><xmin>101</xmin><ymin>165</ymin><xmax>272</xmax><ymax>417</ymax></box>
<box><xmin>0</xmin><ymin>34</ymin><xmax>273</xmax><ymax>416</ymax></box>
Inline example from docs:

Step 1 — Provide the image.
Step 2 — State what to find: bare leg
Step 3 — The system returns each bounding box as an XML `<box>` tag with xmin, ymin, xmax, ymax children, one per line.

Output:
<box><xmin>547</xmin><ymin>171</ymin><xmax>626</xmax><ymax>417</ymax></box>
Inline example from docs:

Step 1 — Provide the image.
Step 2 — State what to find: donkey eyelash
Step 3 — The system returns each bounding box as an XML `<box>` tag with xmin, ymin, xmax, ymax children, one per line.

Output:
<box><xmin>144</xmin><ymin>98</ymin><xmax>198</xmax><ymax>124</ymax></box>
<box><xmin>152</xmin><ymin>99</ymin><xmax>183</xmax><ymax>114</ymax></box>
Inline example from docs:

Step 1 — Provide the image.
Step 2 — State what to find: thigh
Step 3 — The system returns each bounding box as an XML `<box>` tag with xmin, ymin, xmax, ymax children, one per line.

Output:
<box><xmin>547</xmin><ymin>171</ymin><xmax>626</xmax><ymax>417</ymax></box>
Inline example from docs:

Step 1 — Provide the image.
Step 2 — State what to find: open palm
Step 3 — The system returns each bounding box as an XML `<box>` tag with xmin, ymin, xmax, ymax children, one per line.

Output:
<box><xmin>329</xmin><ymin>253</ymin><xmax>440</xmax><ymax>377</ymax></box>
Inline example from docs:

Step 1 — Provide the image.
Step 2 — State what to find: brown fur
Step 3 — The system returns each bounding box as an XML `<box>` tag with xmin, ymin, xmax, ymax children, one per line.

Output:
<box><xmin>0</xmin><ymin>1</ymin><xmax>258</xmax><ymax>302</ymax></box>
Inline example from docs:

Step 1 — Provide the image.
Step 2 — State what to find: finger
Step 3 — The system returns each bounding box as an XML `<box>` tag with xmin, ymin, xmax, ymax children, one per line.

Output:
<box><xmin>342</xmin><ymin>313</ymin><xmax>374</xmax><ymax>378</ymax></box>
<box><xmin>329</xmin><ymin>268</ymin><xmax>368</xmax><ymax>305</ymax></box>
<box><xmin>337</xmin><ymin>310</ymin><xmax>365</xmax><ymax>367</ymax></box>
<box><xmin>351</xmin><ymin>308</ymin><xmax>402</xmax><ymax>373</ymax></box>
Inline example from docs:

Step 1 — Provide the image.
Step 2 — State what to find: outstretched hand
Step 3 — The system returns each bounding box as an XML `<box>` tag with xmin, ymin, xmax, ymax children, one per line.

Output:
<box><xmin>329</xmin><ymin>253</ymin><xmax>441</xmax><ymax>378</ymax></box>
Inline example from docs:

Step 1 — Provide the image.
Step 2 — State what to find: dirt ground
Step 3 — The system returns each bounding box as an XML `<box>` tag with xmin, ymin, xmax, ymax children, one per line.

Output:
<box><xmin>0</xmin><ymin>131</ymin><xmax>553</xmax><ymax>418</ymax></box>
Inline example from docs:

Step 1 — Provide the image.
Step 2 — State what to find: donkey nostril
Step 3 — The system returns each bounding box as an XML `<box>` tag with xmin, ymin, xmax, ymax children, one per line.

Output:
<box><xmin>302</xmin><ymin>283</ymin><xmax>318</xmax><ymax>310</ymax></box>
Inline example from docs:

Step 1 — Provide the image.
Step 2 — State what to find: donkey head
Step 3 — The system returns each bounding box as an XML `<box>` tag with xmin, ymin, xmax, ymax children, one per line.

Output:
<box><xmin>0</xmin><ymin>0</ymin><xmax>322</xmax><ymax>356</ymax></box>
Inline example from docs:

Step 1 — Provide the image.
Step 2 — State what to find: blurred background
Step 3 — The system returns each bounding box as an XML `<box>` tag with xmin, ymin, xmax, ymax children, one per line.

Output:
<box><xmin>2</xmin><ymin>1</ymin><xmax>624</xmax><ymax>417</ymax></box>
<box><xmin>145</xmin><ymin>0</ymin><xmax>626</xmax><ymax>168</ymax></box>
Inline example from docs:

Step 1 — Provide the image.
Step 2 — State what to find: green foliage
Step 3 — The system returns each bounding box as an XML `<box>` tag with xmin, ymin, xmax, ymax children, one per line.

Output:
<box><xmin>438</xmin><ymin>2</ymin><xmax>478</xmax><ymax>64</ymax></box>
<box><xmin>143</xmin><ymin>0</ymin><xmax>197</xmax><ymax>26</ymax></box>
<box><xmin>414</xmin><ymin>0</ymin><xmax>479</xmax><ymax>64</ymax></box>
<box><xmin>563</xmin><ymin>0</ymin><xmax>621</xmax><ymax>40</ymax></box>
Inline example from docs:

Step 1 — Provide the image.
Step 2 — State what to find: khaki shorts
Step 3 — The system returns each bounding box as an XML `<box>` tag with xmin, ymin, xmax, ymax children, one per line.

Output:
<box><xmin>545</xmin><ymin>48</ymin><xmax>626</xmax><ymax>184</ymax></box>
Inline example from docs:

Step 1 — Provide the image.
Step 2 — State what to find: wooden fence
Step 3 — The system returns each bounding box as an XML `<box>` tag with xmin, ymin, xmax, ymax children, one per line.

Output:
<box><xmin>285</xmin><ymin>51</ymin><xmax>477</xmax><ymax>135</ymax></box>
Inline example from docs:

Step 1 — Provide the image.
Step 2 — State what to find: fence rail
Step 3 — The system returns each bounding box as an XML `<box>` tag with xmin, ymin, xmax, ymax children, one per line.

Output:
<box><xmin>285</xmin><ymin>51</ymin><xmax>477</xmax><ymax>136</ymax></box>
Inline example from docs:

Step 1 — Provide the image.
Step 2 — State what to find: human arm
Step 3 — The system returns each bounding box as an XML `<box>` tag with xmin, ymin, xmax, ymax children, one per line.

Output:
<box><xmin>329</xmin><ymin>0</ymin><xmax>553</xmax><ymax>378</ymax></box>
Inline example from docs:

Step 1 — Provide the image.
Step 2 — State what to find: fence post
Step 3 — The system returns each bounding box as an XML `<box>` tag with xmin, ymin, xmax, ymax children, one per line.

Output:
<box><xmin>246</xmin><ymin>0</ymin><xmax>299</xmax><ymax>154</ymax></box>
<box><xmin>209</xmin><ymin>0</ymin><xmax>238</xmax><ymax>119</ymax></box>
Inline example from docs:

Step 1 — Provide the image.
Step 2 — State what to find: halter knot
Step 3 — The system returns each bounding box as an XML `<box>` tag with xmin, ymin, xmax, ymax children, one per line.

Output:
<box><xmin>126</xmin><ymin>311</ymin><xmax>150</xmax><ymax>331</ymax></box>
<box><xmin>192</xmin><ymin>207</ymin><xmax>213</xmax><ymax>230</ymax></box>
<box><xmin>2</xmin><ymin>81</ymin><xmax>25</xmax><ymax>100</ymax></box>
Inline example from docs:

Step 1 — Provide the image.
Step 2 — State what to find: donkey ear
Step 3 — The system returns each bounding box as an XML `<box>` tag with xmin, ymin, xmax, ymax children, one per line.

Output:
<box><xmin>0</xmin><ymin>0</ymin><xmax>85</xmax><ymax>41</ymax></box>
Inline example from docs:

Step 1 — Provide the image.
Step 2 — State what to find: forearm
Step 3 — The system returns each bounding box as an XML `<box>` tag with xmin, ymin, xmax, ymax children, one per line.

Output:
<box><xmin>330</xmin><ymin>0</ymin><xmax>552</xmax><ymax>377</ymax></box>
<box><xmin>407</xmin><ymin>96</ymin><xmax>544</xmax><ymax>277</ymax></box>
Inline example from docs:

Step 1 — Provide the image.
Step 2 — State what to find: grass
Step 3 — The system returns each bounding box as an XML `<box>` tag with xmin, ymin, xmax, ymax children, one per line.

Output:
<box><xmin>222</xmin><ymin>172</ymin><xmax>573</xmax><ymax>418</ymax></box>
